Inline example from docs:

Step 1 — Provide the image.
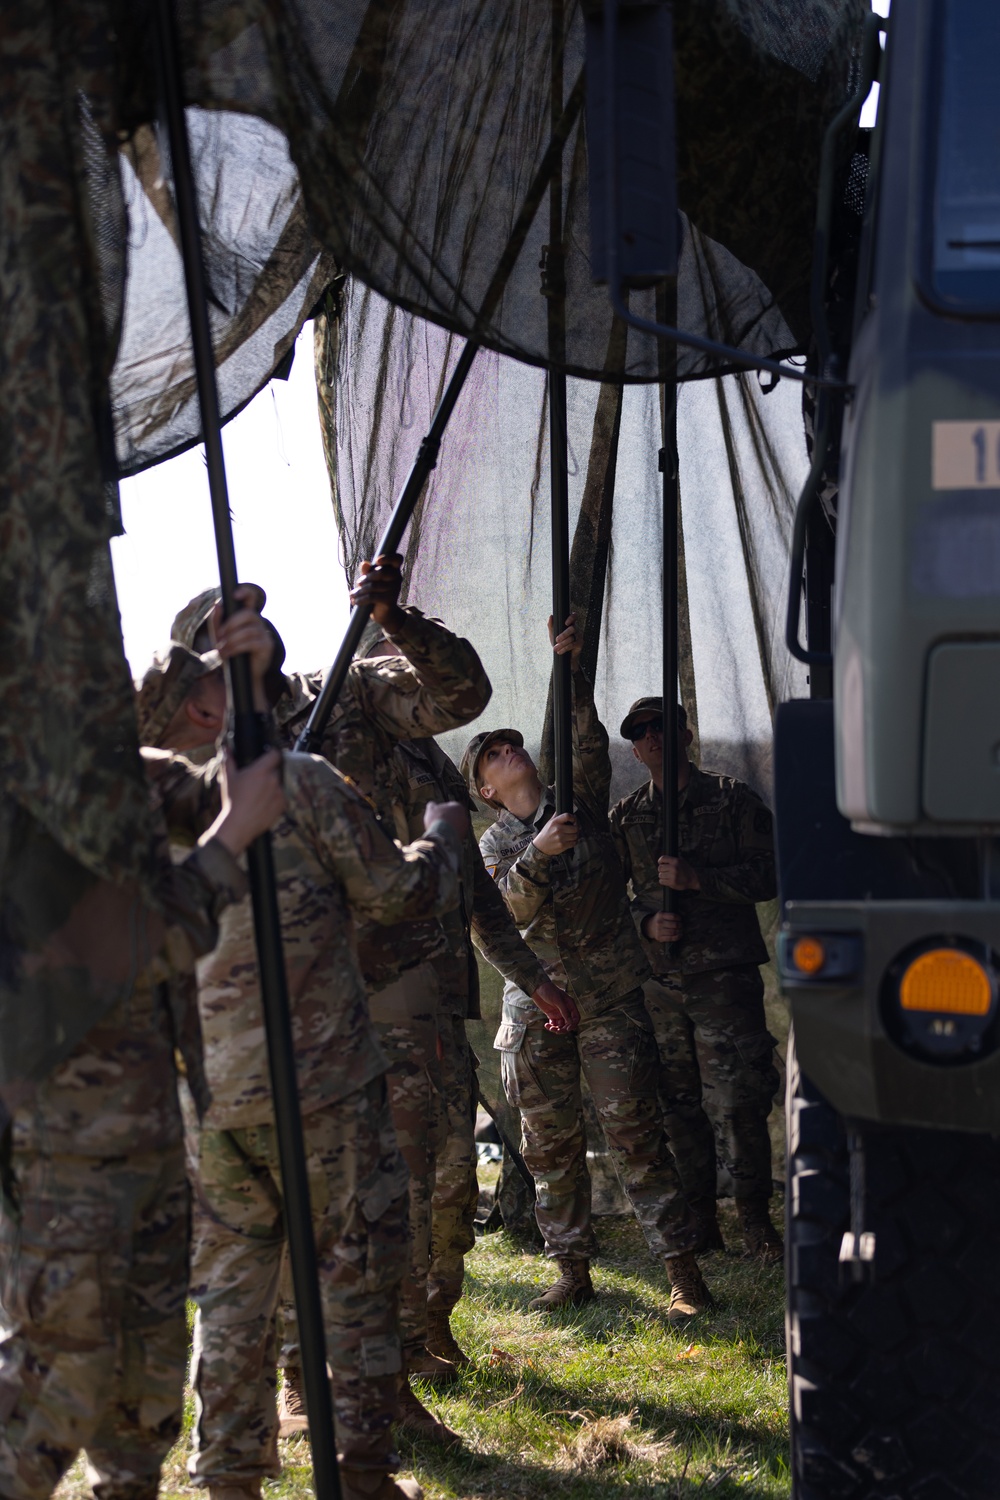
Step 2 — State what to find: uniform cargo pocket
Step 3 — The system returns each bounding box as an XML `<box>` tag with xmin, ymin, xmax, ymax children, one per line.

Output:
<box><xmin>734</xmin><ymin>1030</ymin><xmax>777</xmax><ymax>1067</ymax></box>
<box><xmin>494</xmin><ymin>1020</ymin><xmax>527</xmax><ymax>1054</ymax></box>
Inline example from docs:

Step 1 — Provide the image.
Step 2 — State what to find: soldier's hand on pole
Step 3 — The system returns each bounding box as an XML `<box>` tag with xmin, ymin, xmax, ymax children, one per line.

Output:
<box><xmin>423</xmin><ymin>799</ymin><xmax>471</xmax><ymax>840</ymax></box>
<box><xmin>213</xmin><ymin>590</ymin><xmax>275</xmax><ymax>712</ymax></box>
<box><xmin>657</xmin><ymin>853</ymin><xmax>700</xmax><ymax>892</ymax></box>
<box><xmin>531</xmin><ymin>979</ymin><xmax>580</xmax><ymax>1033</ymax></box>
<box><xmin>643</xmin><ymin>910</ymin><xmax>683</xmax><ymax>944</ymax></box>
<box><xmin>548</xmin><ymin>611</ymin><xmax>582</xmax><ymax>670</ymax></box>
<box><xmin>533</xmin><ymin>812</ymin><xmax>579</xmax><ymax>855</ymax></box>
<box><xmin>208</xmin><ymin>748</ymin><xmax>286</xmax><ymax>856</ymax></box>
<box><xmin>350</xmin><ymin>553</ymin><xmax>405</xmax><ymax>633</ymax></box>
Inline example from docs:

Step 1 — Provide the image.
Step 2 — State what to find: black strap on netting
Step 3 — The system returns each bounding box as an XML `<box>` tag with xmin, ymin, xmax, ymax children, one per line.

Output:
<box><xmin>151</xmin><ymin>3</ymin><xmax>341</xmax><ymax>1494</ymax></box>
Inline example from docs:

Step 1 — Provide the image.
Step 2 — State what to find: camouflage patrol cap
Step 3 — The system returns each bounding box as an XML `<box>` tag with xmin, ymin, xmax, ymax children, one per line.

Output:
<box><xmin>170</xmin><ymin>583</ymin><xmax>268</xmax><ymax>651</ymax></box>
<box><xmin>459</xmin><ymin>728</ymin><xmax>525</xmax><ymax>801</ymax></box>
<box><xmin>619</xmin><ymin>696</ymin><xmax>687</xmax><ymax>739</ymax></box>
<box><xmin>135</xmin><ymin>643</ymin><xmax>222</xmax><ymax>748</ymax></box>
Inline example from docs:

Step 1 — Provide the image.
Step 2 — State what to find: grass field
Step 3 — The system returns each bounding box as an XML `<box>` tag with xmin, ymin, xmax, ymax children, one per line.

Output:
<box><xmin>54</xmin><ymin>1198</ymin><xmax>788</xmax><ymax>1500</ymax></box>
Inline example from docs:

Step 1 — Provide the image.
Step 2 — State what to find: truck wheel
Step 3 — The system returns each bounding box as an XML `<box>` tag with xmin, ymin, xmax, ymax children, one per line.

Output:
<box><xmin>786</xmin><ymin>1033</ymin><xmax>1000</xmax><ymax>1499</ymax></box>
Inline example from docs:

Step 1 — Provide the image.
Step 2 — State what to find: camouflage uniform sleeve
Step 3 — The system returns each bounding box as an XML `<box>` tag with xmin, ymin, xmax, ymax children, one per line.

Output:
<box><xmin>142</xmin><ymin>745</ymin><xmax>222</xmax><ymax>844</ymax></box>
<box><xmin>299</xmin><ymin>758</ymin><xmax>463</xmax><ymax>923</ymax></box>
<box><xmin>163</xmin><ymin>838</ymin><xmax>249</xmax><ymax>959</ymax></box>
<box><xmin>695</xmin><ymin>786</ymin><xmax>777</xmax><ymax>904</ymax></box>
<box><xmin>368</xmin><ymin>608</ymin><xmax>492</xmax><ymax>736</ymax></box>
<box><xmin>571</xmin><ymin>668</ymin><xmax>612</xmax><ymax>816</ymax></box>
<box><xmin>610</xmin><ymin>798</ymin><xmax>657</xmax><ymax>941</ymax></box>
<box><xmin>479</xmin><ymin>822</ymin><xmax>552</xmax><ymax>928</ymax></box>
<box><xmin>469</xmin><ymin>841</ymin><xmax>548</xmax><ymax>995</ymax></box>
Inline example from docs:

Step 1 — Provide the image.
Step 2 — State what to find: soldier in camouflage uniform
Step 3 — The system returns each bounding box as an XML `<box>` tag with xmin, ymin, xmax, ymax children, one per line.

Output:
<box><xmin>0</xmin><ymin>694</ymin><xmax>284</xmax><ymax>1500</ymax></box>
<box><xmin>463</xmin><ymin>618</ymin><xmax>713</xmax><ymax>1321</ymax></box>
<box><xmin>388</xmin><ymin>727</ymin><xmax>577</xmax><ymax>1371</ymax></box>
<box><xmin>143</xmin><ymin>601</ymin><xmax>468</xmax><ymax>1500</ymax></box>
<box><xmin>171</xmin><ymin>562</ymin><xmax>497</xmax><ymax>1444</ymax></box>
<box><xmin>609</xmin><ymin>697</ymin><xmax>781</xmax><ymax>1259</ymax></box>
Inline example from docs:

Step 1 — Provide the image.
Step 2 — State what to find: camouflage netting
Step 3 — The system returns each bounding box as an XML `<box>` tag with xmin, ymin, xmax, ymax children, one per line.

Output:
<box><xmin>1</xmin><ymin>0</ymin><xmax>864</xmax><ymax>1086</ymax></box>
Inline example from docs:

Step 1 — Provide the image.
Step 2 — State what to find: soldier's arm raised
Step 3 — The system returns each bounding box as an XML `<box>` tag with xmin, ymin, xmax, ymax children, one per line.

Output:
<box><xmin>547</xmin><ymin>612</ymin><xmax>612</xmax><ymax>814</ymax></box>
<box><xmin>350</xmin><ymin>554</ymin><xmax>492</xmax><ymax>738</ymax></box>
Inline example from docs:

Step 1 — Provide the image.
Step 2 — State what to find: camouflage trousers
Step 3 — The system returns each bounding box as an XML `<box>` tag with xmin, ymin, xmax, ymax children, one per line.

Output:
<box><xmin>496</xmin><ymin>989</ymin><xmax>698</xmax><ymax>1262</ymax></box>
<box><xmin>279</xmin><ymin>964</ymin><xmax>442</xmax><ymax>1373</ymax></box>
<box><xmin>186</xmin><ymin>1076</ymin><xmax>408</xmax><ymax>1483</ymax></box>
<box><xmin>428</xmin><ymin>1015</ymin><xmax>479</xmax><ymax>1320</ymax></box>
<box><xmin>0</xmin><ymin>1146</ymin><xmax>189</xmax><ymax>1500</ymax></box>
<box><xmin>643</xmin><ymin>967</ymin><xmax>778</xmax><ymax>1203</ymax></box>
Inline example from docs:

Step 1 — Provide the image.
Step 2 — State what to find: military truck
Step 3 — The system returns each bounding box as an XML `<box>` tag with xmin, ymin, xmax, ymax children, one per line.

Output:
<box><xmin>777</xmin><ymin>2</ymin><xmax>1000</xmax><ymax>1494</ymax></box>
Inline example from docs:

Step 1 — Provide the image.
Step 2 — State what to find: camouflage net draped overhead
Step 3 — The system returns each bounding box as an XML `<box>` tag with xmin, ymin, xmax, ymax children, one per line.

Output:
<box><xmin>0</xmin><ymin>0</ymin><xmax>862</xmax><ymax>1086</ymax></box>
<box><xmin>117</xmin><ymin>0</ymin><xmax>866</xmax><ymax>431</ymax></box>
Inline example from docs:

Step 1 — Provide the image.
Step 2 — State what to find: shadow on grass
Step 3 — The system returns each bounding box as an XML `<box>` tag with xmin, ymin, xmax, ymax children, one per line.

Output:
<box><xmin>461</xmin><ymin>1265</ymin><xmax>786</xmax><ymax>1362</ymax></box>
<box><xmin>398</xmin><ymin>1432</ymin><xmax>786</xmax><ymax>1500</ymax></box>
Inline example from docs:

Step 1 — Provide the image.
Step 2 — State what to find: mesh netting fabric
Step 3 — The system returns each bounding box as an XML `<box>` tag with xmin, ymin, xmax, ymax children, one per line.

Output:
<box><xmin>317</xmin><ymin>280</ymin><xmax>809</xmax><ymax>808</ymax></box>
<box><xmin>106</xmin><ymin>0</ymin><xmax>867</xmax><ymax>446</ymax></box>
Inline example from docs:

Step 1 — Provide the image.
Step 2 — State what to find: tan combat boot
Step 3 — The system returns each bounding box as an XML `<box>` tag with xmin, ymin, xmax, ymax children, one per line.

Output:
<box><xmin>426</xmin><ymin>1311</ymin><xmax>473</xmax><ymax>1370</ymax></box>
<box><xmin>527</xmin><ymin>1258</ymin><xmax>596</xmax><ymax>1312</ymax></box>
<box><xmin>396</xmin><ymin>1381</ymin><xmax>463</xmax><ymax>1448</ymax></box>
<box><xmin>737</xmin><ymin>1194</ymin><xmax>783</xmax><ymax>1262</ymax></box>
<box><xmin>208</xmin><ymin>1485</ymin><xmax>261</xmax><ymax>1500</ymax></box>
<box><xmin>340</xmin><ymin>1468</ymin><xmax>424</xmax><ymax>1500</ymax></box>
<box><xmin>665</xmin><ymin>1251</ymin><xmax>714</xmax><ymax>1321</ymax></box>
<box><xmin>277</xmin><ymin>1367</ymin><xmax>309</xmax><ymax>1438</ymax></box>
<box><xmin>688</xmin><ymin>1195</ymin><xmax>726</xmax><ymax>1253</ymax></box>
<box><xmin>404</xmin><ymin>1343</ymin><xmax>458</xmax><ymax>1385</ymax></box>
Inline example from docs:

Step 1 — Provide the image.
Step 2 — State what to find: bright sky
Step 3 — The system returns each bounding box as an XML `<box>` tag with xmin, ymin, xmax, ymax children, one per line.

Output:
<box><xmin>111</xmin><ymin>322</ymin><xmax>351</xmax><ymax>681</ymax></box>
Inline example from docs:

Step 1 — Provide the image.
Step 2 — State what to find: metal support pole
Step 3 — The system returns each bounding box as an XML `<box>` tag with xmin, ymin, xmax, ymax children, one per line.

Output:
<box><xmin>546</xmin><ymin>0</ymin><xmax>573</xmax><ymax>816</ymax></box>
<box><xmin>152</xmin><ymin>3</ymin><xmax>340</xmax><ymax>1493</ymax></box>
<box><xmin>657</xmin><ymin>282</ymin><xmax>679</xmax><ymax>915</ymax></box>
<box><xmin>296</xmin><ymin>339</ymin><xmax>478</xmax><ymax>753</ymax></box>
<box><xmin>296</xmin><ymin>80</ymin><xmax>585</xmax><ymax>756</ymax></box>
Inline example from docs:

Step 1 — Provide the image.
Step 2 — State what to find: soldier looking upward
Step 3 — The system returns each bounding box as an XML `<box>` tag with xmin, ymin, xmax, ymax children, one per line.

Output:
<box><xmin>142</xmin><ymin>598</ymin><xmax>469</xmax><ymax>1500</ymax></box>
<box><xmin>462</xmin><ymin>617</ymin><xmax>713</xmax><ymax>1321</ymax></box>
<box><xmin>609</xmin><ymin>698</ymin><xmax>781</xmax><ymax>1259</ymax></box>
<box><xmin>379</xmin><ymin>718</ymin><xmax>578</xmax><ymax>1374</ymax></box>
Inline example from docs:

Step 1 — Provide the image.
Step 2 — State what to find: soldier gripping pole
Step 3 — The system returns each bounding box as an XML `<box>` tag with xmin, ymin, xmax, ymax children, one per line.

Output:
<box><xmin>657</xmin><ymin>282</ymin><xmax>680</xmax><ymax>917</ymax></box>
<box><xmin>151</xmin><ymin>3</ymin><xmax>341</xmax><ymax>1493</ymax></box>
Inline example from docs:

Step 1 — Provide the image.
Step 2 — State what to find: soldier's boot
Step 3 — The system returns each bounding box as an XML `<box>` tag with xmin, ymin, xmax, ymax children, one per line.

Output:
<box><xmin>340</xmin><ymin>1468</ymin><xmax>424</xmax><ymax>1500</ymax></box>
<box><xmin>527</xmin><ymin>1257</ymin><xmax>596</xmax><ymax>1312</ymax></box>
<box><xmin>688</xmin><ymin>1195</ymin><xmax>726</xmax><ymax>1253</ymax></box>
<box><xmin>404</xmin><ymin>1343</ymin><xmax>459</xmax><ymax>1385</ymax></box>
<box><xmin>208</xmin><ymin>1485</ymin><xmax>262</xmax><ymax>1500</ymax></box>
<box><xmin>396</xmin><ymin>1379</ymin><xmax>463</xmax><ymax>1449</ymax></box>
<box><xmin>277</xmin><ymin>1366</ymin><xmax>310</xmax><ymax>1438</ymax></box>
<box><xmin>737</xmin><ymin>1194</ymin><xmax>783</xmax><ymax>1262</ymax></box>
<box><xmin>665</xmin><ymin>1252</ymin><xmax>714</xmax><ymax>1321</ymax></box>
<box><xmin>426</xmin><ymin>1311</ymin><xmax>473</xmax><ymax>1370</ymax></box>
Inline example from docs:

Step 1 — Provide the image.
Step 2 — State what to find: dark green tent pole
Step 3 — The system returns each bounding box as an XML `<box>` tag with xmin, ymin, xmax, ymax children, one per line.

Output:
<box><xmin>152</xmin><ymin>3</ymin><xmax>340</xmax><ymax>1493</ymax></box>
<box><xmin>657</xmin><ymin>282</ymin><xmax>679</xmax><ymax>918</ymax></box>
<box><xmin>546</xmin><ymin>0</ymin><xmax>573</xmax><ymax>816</ymax></box>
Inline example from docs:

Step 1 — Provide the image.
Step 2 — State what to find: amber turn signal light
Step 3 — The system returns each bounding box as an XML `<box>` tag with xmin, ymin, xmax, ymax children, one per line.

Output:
<box><xmin>899</xmin><ymin>949</ymin><xmax>992</xmax><ymax>1016</ymax></box>
<box><xmin>792</xmin><ymin>936</ymin><xmax>826</xmax><ymax>976</ymax></box>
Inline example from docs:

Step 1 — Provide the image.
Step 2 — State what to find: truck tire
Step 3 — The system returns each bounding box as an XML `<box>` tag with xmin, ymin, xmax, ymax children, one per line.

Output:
<box><xmin>786</xmin><ymin>1033</ymin><xmax>1000</xmax><ymax>1500</ymax></box>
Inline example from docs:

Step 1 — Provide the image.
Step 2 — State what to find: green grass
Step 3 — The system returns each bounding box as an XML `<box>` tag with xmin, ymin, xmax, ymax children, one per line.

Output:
<box><xmin>53</xmin><ymin>1200</ymin><xmax>789</xmax><ymax>1499</ymax></box>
